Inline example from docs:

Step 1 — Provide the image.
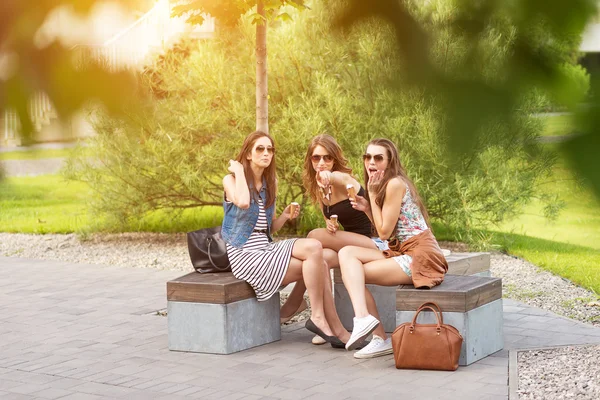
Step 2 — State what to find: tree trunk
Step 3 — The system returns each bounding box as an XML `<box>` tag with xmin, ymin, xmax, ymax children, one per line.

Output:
<box><xmin>255</xmin><ymin>0</ymin><xmax>268</xmax><ymax>134</ymax></box>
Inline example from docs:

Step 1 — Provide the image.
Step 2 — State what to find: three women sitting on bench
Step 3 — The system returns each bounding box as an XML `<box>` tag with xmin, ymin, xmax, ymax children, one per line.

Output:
<box><xmin>221</xmin><ymin>131</ymin><xmax>447</xmax><ymax>359</ymax></box>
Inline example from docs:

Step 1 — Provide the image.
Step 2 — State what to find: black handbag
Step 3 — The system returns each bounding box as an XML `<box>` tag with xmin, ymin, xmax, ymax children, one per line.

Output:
<box><xmin>186</xmin><ymin>226</ymin><xmax>231</xmax><ymax>273</ymax></box>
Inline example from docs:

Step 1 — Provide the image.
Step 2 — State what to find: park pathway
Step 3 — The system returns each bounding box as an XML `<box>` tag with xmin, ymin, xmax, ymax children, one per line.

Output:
<box><xmin>1</xmin><ymin>256</ymin><xmax>600</xmax><ymax>400</ymax></box>
<box><xmin>1</xmin><ymin>158</ymin><xmax>65</xmax><ymax>177</ymax></box>
<box><xmin>0</xmin><ymin>143</ymin><xmax>76</xmax><ymax>177</ymax></box>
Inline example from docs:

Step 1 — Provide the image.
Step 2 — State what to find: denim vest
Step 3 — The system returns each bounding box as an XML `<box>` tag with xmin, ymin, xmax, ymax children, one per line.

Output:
<box><xmin>221</xmin><ymin>177</ymin><xmax>275</xmax><ymax>248</ymax></box>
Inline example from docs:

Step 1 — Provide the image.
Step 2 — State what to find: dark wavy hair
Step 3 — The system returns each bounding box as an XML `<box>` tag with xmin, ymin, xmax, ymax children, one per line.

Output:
<box><xmin>363</xmin><ymin>138</ymin><xmax>430</xmax><ymax>226</ymax></box>
<box><xmin>302</xmin><ymin>134</ymin><xmax>353</xmax><ymax>205</ymax></box>
<box><xmin>235</xmin><ymin>131</ymin><xmax>277</xmax><ymax>208</ymax></box>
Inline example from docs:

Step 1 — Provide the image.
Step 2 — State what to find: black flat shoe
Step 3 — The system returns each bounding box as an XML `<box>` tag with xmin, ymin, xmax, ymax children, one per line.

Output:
<box><xmin>305</xmin><ymin>319</ymin><xmax>340</xmax><ymax>344</ymax></box>
<box><xmin>305</xmin><ymin>320</ymin><xmax>368</xmax><ymax>349</ymax></box>
<box><xmin>331</xmin><ymin>339</ymin><xmax>370</xmax><ymax>350</ymax></box>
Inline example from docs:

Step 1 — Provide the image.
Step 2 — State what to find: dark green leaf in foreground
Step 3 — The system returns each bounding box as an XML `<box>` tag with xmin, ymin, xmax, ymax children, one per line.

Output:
<box><xmin>335</xmin><ymin>0</ymin><xmax>599</xmax><ymax>196</ymax></box>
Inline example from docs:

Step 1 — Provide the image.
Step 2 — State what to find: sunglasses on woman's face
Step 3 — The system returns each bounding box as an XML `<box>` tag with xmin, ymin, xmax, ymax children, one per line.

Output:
<box><xmin>255</xmin><ymin>145</ymin><xmax>275</xmax><ymax>154</ymax></box>
<box><xmin>363</xmin><ymin>154</ymin><xmax>386</xmax><ymax>162</ymax></box>
<box><xmin>311</xmin><ymin>154</ymin><xmax>333</xmax><ymax>163</ymax></box>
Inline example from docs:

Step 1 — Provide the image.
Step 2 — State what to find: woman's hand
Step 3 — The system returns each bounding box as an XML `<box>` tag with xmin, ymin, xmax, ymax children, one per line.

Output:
<box><xmin>282</xmin><ymin>203</ymin><xmax>300</xmax><ymax>220</ymax></box>
<box><xmin>228</xmin><ymin>160</ymin><xmax>244</xmax><ymax>176</ymax></box>
<box><xmin>351</xmin><ymin>194</ymin><xmax>371</xmax><ymax>213</ymax></box>
<box><xmin>316</xmin><ymin>170</ymin><xmax>332</xmax><ymax>188</ymax></box>
<box><xmin>367</xmin><ymin>170</ymin><xmax>384</xmax><ymax>193</ymax></box>
<box><xmin>325</xmin><ymin>218</ymin><xmax>338</xmax><ymax>234</ymax></box>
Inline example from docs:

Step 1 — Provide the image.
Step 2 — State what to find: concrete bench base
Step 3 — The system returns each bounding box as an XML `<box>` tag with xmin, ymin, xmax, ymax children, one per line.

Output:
<box><xmin>166</xmin><ymin>272</ymin><xmax>281</xmax><ymax>354</ymax></box>
<box><xmin>397</xmin><ymin>275</ymin><xmax>503</xmax><ymax>366</ymax></box>
<box><xmin>333</xmin><ymin>252</ymin><xmax>492</xmax><ymax>332</ymax></box>
<box><xmin>396</xmin><ymin>298</ymin><xmax>504</xmax><ymax>366</ymax></box>
<box><xmin>168</xmin><ymin>294</ymin><xmax>281</xmax><ymax>354</ymax></box>
<box><xmin>335</xmin><ymin>284</ymin><xmax>397</xmax><ymax>333</ymax></box>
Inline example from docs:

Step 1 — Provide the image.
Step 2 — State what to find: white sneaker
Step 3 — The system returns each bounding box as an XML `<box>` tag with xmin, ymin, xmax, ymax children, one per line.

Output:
<box><xmin>346</xmin><ymin>315</ymin><xmax>380</xmax><ymax>351</ymax></box>
<box><xmin>353</xmin><ymin>335</ymin><xmax>393</xmax><ymax>359</ymax></box>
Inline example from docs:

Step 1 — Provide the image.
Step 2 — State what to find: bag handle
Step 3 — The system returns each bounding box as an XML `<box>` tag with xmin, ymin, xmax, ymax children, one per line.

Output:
<box><xmin>410</xmin><ymin>304</ymin><xmax>443</xmax><ymax>335</ymax></box>
<box><xmin>414</xmin><ymin>302</ymin><xmax>444</xmax><ymax>324</ymax></box>
<box><xmin>207</xmin><ymin>237</ymin><xmax>231</xmax><ymax>271</ymax></box>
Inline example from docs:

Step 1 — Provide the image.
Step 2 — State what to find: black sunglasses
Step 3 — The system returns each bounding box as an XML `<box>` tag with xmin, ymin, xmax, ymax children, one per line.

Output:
<box><xmin>363</xmin><ymin>154</ymin><xmax>386</xmax><ymax>162</ymax></box>
<box><xmin>255</xmin><ymin>145</ymin><xmax>275</xmax><ymax>154</ymax></box>
<box><xmin>311</xmin><ymin>154</ymin><xmax>333</xmax><ymax>163</ymax></box>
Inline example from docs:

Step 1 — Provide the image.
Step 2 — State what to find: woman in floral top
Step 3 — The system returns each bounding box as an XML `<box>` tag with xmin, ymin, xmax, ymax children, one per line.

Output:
<box><xmin>338</xmin><ymin>138</ymin><xmax>448</xmax><ymax>358</ymax></box>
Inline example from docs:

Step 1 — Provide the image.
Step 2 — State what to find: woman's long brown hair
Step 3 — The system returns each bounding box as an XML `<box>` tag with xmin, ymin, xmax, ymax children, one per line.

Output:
<box><xmin>303</xmin><ymin>134</ymin><xmax>353</xmax><ymax>205</ymax></box>
<box><xmin>363</xmin><ymin>138</ymin><xmax>430</xmax><ymax>226</ymax></box>
<box><xmin>235</xmin><ymin>131</ymin><xmax>277</xmax><ymax>208</ymax></box>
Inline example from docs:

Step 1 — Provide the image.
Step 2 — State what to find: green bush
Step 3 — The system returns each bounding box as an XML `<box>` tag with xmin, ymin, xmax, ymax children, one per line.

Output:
<box><xmin>67</xmin><ymin>0</ymin><xmax>573</xmax><ymax>237</ymax></box>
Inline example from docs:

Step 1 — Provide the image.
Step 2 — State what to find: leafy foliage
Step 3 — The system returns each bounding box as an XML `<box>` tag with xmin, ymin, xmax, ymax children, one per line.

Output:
<box><xmin>68</xmin><ymin>1</ymin><xmax>575</xmax><ymax>237</ymax></box>
<box><xmin>337</xmin><ymin>0</ymin><xmax>600</xmax><ymax>198</ymax></box>
<box><xmin>171</xmin><ymin>0</ymin><xmax>308</xmax><ymax>27</ymax></box>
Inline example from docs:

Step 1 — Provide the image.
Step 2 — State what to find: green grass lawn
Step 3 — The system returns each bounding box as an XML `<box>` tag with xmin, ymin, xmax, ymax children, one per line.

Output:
<box><xmin>493</xmin><ymin>158</ymin><xmax>600</xmax><ymax>294</ymax></box>
<box><xmin>486</xmin><ymin>231</ymin><xmax>600</xmax><ymax>295</ymax></box>
<box><xmin>0</xmin><ymin>175</ymin><xmax>90</xmax><ymax>233</ymax></box>
<box><xmin>499</xmin><ymin>165</ymin><xmax>600</xmax><ymax>251</ymax></box>
<box><xmin>0</xmin><ymin>148</ymin><xmax>77</xmax><ymax>161</ymax></box>
<box><xmin>540</xmin><ymin>114</ymin><xmax>574</xmax><ymax>137</ymax></box>
<box><xmin>0</xmin><ymin>175</ymin><xmax>223</xmax><ymax>234</ymax></box>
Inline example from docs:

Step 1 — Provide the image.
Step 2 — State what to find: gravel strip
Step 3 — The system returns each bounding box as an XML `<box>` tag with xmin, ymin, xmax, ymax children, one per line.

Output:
<box><xmin>0</xmin><ymin>233</ymin><xmax>191</xmax><ymax>271</ymax></box>
<box><xmin>518</xmin><ymin>345</ymin><xmax>600</xmax><ymax>400</ymax></box>
<box><xmin>490</xmin><ymin>253</ymin><xmax>599</xmax><ymax>326</ymax></box>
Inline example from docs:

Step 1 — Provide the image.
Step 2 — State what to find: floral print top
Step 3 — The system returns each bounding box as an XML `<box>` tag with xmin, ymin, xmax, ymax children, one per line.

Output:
<box><xmin>396</xmin><ymin>185</ymin><xmax>429</xmax><ymax>243</ymax></box>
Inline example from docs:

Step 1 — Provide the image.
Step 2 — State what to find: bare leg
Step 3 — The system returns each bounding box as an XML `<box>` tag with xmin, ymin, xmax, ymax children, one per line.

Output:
<box><xmin>338</xmin><ymin>246</ymin><xmax>378</xmax><ymax>317</ymax></box>
<box><xmin>339</xmin><ymin>246</ymin><xmax>411</xmax><ymax>326</ymax></box>
<box><xmin>321</xmin><ymin>261</ymin><xmax>350</xmax><ymax>343</ymax></box>
<box><xmin>280</xmin><ymin>279</ymin><xmax>306</xmax><ymax>319</ymax></box>
<box><xmin>280</xmin><ymin>248</ymin><xmax>337</xmax><ymax>318</ymax></box>
<box><xmin>365</xmin><ymin>288</ymin><xmax>386</xmax><ymax>338</ymax></box>
<box><xmin>281</xmin><ymin>229</ymin><xmax>377</xmax><ymax>314</ymax></box>
<box><xmin>363</xmin><ymin>259</ymin><xmax>412</xmax><ymax>339</ymax></box>
<box><xmin>282</xmin><ymin>238</ymin><xmax>333</xmax><ymax>336</ymax></box>
<box><xmin>308</xmin><ymin>228</ymin><xmax>377</xmax><ymax>254</ymax></box>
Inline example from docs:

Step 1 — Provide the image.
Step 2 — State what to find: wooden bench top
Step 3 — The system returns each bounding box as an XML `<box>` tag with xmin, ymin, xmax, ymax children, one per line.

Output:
<box><xmin>333</xmin><ymin>252</ymin><xmax>491</xmax><ymax>283</ymax></box>
<box><xmin>169</xmin><ymin>252</ymin><xmax>494</xmax><ymax>306</ymax></box>
<box><xmin>396</xmin><ymin>275</ymin><xmax>502</xmax><ymax>313</ymax></box>
<box><xmin>445</xmin><ymin>252</ymin><xmax>490</xmax><ymax>276</ymax></box>
<box><xmin>167</xmin><ymin>272</ymin><xmax>255</xmax><ymax>304</ymax></box>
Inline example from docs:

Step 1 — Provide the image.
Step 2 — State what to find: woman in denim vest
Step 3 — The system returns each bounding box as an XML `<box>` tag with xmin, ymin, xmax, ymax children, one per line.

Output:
<box><xmin>222</xmin><ymin>131</ymin><xmax>350</xmax><ymax>346</ymax></box>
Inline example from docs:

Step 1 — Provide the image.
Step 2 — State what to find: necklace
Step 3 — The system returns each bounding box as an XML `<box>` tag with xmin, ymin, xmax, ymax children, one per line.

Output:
<box><xmin>319</xmin><ymin>185</ymin><xmax>332</xmax><ymax>214</ymax></box>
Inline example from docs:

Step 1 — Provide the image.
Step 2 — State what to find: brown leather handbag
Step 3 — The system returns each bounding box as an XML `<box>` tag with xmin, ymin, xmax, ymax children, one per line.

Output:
<box><xmin>391</xmin><ymin>302</ymin><xmax>463</xmax><ymax>371</ymax></box>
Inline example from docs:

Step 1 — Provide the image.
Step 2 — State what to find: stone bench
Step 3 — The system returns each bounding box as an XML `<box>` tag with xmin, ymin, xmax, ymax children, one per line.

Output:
<box><xmin>396</xmin><ymin>275</ymin><xmax>503</xmax><ymax>366</ymax></box>
<box><xmin>334</xmin><ymin>252</ymin><xmax>492</xmax><ymax>332</ymax></box>
<box><xmin>445</xmin><ymin>252</ymin><xmax>491</xmax><ymax>277</ymax></box>
<box><xmin>166</xmin><ymin>272</ymin><xmax>280</xmax><ymax>354</ymax></box>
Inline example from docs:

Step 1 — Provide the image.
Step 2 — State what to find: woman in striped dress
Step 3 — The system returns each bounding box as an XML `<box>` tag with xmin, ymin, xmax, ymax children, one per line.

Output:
<box><xmin>221</xmin><ymin>131</ymin><xmax>349</xmax><ymax>345</ymax></box>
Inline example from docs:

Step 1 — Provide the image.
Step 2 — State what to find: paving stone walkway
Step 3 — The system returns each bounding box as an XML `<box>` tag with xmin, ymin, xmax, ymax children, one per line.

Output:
<box><xmin>1</xmin><ymin>256</ymin><xmax>600</xmax><ymax>400</ymax></box>
<box><xmin>0</xmin><ymin>143</ymin><xmax>77</xmax><ymax>177</ymax></box>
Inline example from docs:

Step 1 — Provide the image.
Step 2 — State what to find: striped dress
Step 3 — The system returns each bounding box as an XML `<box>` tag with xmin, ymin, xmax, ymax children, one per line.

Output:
<box><xmin>226</xmin><ymin>198</ymin><xmax>297</xmax><ymax>301</ymax></box>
